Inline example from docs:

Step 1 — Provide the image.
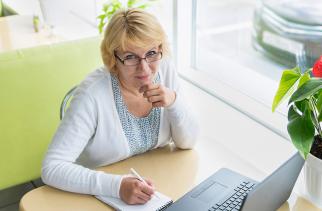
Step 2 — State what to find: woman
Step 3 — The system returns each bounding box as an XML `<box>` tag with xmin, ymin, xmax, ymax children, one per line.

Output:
<box><xmin>41</xmin><ymin>8</ymin><xmax>199</xmax><ymax>205</ymax></box>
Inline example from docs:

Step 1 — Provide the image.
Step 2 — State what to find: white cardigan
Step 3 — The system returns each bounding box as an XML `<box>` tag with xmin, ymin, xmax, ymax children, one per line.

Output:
<box><xmin>41</xmin><ymin>59</ymin><xmax>199</xmax><ymax>198</ymax></box>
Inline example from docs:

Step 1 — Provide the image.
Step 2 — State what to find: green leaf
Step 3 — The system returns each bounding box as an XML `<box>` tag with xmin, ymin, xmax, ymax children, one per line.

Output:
<box><xmin>298</xmin><ymin>72</ymin><xmax>310</xmax><ymax>88</ymax></box>
<box><xmin>97</xmin><ymin>0</ymin><xmax>154</xmax><ymax>34</ymax></box>
<box><xmin>127</xmin><ymin>0</ymin><xmax>138</xmax><ymax>7</ymax></box>
<box><xmin>317</xmin><ymin>92</ymin><xmax>322</xmax><ymax>122</ymax></box>
<box><xmin>102</xmin><ymin>4</ymin><xmax>109</xmax><ymax>12</ymax></box>
<box><xmin>289</xmin><ymin>78</ymin><xmax>322</xmax><ymax>104</ymax></box>
<box><xmin>288</xmin><ymin>105</ymin><xmax>300</xmax><ymax>122</ymax></box>
<box><xmin>272</xmin><ymin>67</ymin><xmax>301</xmax><ymax>112</ymax></box>
<box><xmin>294</xmin><ymin>66</ymin><xmax>301</xmax><ymax>74</ymax></box>
<box><xmin>98</xmin><ymin>21</ymin><xmax>104</xmax><ymax>34</ymax></box>
<box><xmin>97</xmin><ymin>0</ymin><xmax>124</xmax><ymax>34</ymax></box>
<box><xmin>318</xmin><ymin>113</ymin><xmax>322</xmax><ymax>122</ymax></box>
<box><xmin>304</xmin><ymin>67</ymin><xmax>313</xmax><ymax>74</ymax></box>
<box><xmin>288</xmin><ymin>101</ymin><xmax>306</xmax><ymax>121</ymax></box>
<box><xmin>97</xmin><ymin>14</ymin><xmax>106</xmax><ymax>19</ymax></box>
<box><xmin>287</xmin><ymin>102</ymin><xmax>315</xmax><ymax>159</ymax></box>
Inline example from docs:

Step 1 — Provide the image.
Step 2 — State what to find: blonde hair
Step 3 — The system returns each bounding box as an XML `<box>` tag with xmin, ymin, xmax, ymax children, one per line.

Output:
<box><xmin>100</xmin><ymin>8</ymin><xmax>170</xmax><ymax>74</ymax></box>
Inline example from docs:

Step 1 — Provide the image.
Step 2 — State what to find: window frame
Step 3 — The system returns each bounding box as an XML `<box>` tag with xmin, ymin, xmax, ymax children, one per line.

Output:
<box><xmin>174</xmin><ymin>0</ymin><xmax>290</xmax><ymax>141</ymax></box>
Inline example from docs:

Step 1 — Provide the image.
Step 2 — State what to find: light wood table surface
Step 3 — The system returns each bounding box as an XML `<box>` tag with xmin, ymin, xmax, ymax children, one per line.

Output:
<box><xmin>19</xmin><ymin>143</ymin><xmax>322</xmax><ymax>211</ymax></box>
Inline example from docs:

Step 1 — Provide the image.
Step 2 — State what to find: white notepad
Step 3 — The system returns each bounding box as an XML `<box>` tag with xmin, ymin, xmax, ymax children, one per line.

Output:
<box><xmin>96</xmin><ymin>192</ymin><xmax>173</xmax><ymax>211</ymax></box>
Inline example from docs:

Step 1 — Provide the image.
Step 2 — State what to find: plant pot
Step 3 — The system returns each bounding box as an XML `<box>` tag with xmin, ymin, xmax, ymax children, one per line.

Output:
<box><xmin>304</xmin><ymin>153</ymin><xmax>322</xmax><ymax>208</ymax></box>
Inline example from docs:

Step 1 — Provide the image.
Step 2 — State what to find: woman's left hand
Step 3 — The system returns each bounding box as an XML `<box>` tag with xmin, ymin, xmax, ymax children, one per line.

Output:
<box><xmin>140</xmin><ymin>84</ymin><xmax>176</xmax><ymax>108</ymax></box>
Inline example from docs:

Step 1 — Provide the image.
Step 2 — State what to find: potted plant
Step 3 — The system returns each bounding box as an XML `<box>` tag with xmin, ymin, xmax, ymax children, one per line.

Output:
<box><xmin>97</xmin><ymin>0</ymin><xmax>157</xmax><ymax>34</ymax></box>
<box><xmin>272</xmin><ymin>56</ymin><xmax>322</xmax><ymax>207</ymax></box>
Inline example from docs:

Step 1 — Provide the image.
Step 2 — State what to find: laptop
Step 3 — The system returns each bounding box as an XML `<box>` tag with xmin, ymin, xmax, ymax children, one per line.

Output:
<box><xmin>165</xmin><ymin>152</ymin><xmax>304</xmax><ymax>211</ymax></box>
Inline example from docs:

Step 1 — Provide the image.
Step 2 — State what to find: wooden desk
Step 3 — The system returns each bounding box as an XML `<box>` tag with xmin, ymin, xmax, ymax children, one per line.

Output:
<box><xmin>19</xmin><ymin>144</ymin><xmax>321</xmax><ymax>211</ymax></box>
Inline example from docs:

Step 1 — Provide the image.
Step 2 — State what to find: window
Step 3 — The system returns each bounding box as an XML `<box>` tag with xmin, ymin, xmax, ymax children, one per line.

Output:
<box><xmin>175</xmin><ymin>0</ymin><xmax>299</xmax><ymax>139</ymax></box>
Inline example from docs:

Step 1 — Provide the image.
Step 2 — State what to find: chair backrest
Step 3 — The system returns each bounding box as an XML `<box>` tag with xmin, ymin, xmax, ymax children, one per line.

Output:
<box><xmin>60</xmin><ymin>86</ymin><xmax>78</xmax><ymax>120</ymax></box>
<box><xmin>0</xmin><ymin>36</ymin><xmax>102</xmax><ymax>190</ymax></box>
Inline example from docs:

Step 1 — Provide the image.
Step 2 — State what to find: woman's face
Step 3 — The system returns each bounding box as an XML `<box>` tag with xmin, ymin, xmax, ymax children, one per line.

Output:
<box><xmin>115</xmin><ymin>44</ymin><xmax>161</xmax><ymax>90</ymax></box>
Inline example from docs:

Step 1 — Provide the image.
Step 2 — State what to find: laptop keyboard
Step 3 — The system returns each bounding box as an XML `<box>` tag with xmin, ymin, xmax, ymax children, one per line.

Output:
<box><xmin>208</xmin><ymin>181</ymin><xmax>256</xmax><ymax>211</ymax></box>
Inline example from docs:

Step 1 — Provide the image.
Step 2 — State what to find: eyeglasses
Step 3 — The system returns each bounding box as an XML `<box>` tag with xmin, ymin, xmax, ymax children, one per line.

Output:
<box><xmin>115</xmin><ymin>51</ymin><xmax>162</xmax><ymax>66</ymax></box>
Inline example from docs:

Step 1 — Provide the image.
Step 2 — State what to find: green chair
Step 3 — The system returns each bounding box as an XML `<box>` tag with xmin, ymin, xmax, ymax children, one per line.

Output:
<box><xmin>0</xmin><ymin>36</ymin><xmax>103</xmax><ymax>190</ymax></box>
<box><xmin>60</xmin><ymin>85</ymin><xmax>78</xmax><ymax>120</ymax></box>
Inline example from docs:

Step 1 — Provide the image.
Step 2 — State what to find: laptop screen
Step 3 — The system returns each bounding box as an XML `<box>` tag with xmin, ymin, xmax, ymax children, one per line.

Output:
<box><xmin>241</xmin><ymin>152</ymin><xmax>304</xmax><ymax>211</ymax></box>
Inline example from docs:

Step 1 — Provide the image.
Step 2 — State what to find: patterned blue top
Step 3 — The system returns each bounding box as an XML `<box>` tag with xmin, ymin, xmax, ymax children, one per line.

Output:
<box><xmin>111</xmin><ymin>74</ymin><xmax>161</xmax><ymax>156</ymax></box>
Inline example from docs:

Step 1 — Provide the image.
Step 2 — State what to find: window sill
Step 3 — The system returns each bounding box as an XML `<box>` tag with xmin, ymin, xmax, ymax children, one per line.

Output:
<box><xmin>179</xmin><ymin>77</ymin><xmax>296</xmax><ymax>177</ymax></box>
<box><xmin>179</xmin><ymin>66</ymin><xmax>290</xmax><ymax>141</ymax></box>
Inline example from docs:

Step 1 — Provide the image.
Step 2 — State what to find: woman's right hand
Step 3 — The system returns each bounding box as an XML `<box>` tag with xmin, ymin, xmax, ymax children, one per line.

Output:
<box><xmin>119</xmin><ymin>176</ymin><xmax>155</xmax><ymax>205</ymax></box>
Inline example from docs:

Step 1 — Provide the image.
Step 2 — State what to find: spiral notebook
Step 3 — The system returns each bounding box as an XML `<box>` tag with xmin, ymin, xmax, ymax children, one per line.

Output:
<box><xmin>95</xmin><ymin>192</ymin><xmax>173</xmax><ymax>211</ymax></box>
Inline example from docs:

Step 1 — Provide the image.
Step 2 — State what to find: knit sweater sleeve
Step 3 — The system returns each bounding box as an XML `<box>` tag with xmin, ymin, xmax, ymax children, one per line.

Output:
<box><xmin>163</xmin><ymin>60</ymin><xmax>200</xmax><ymax>149</ymax></box>
<box><xmin>41</xmin><ymin>88</ymin><xmax>123</xmax><ymax>198</ymax></box>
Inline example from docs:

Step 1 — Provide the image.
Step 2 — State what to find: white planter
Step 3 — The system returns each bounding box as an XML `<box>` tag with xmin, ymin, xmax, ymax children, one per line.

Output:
<box><xmin>304</xmin><ymin>153</ymin><xmax>322</xmax><ymax>208</ymax></box>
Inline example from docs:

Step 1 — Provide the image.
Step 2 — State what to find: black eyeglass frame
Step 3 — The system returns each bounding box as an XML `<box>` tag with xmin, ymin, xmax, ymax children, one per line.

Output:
<box><xmin>114</xmin><ymin>51</ymin><xmax>163</xmax><ymax>66</ymax></box>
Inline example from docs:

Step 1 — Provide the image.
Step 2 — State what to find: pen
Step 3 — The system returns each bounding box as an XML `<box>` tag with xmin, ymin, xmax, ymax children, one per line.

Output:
<box><xmin>130</xmin><ymin>168</ymin><xmax>160</xmax><ymax>199</ymax></box>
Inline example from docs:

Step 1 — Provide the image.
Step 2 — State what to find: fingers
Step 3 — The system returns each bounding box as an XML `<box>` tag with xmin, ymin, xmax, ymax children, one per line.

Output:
<box><xmin>144</xmin><ymin>178</ymin><xmax>155</xmax><ymax>189</ymax></box>
<box><xmin>135</xmin><ymin>196</ymin><xmax>149</xmax><ymax>204</ymax></box>
<box><xmin>141</xmin><ymin>85</ymin><xmax>164</xmax><ymax>103</ymax></box>
<box><xmin>133</xmin><ymin>182</ymin><xmax>153</xmax><ymax>204</ymax></box>
<box><xmin>139</xmin><ymin>83</ymin><xmax>159</xmax><ymax>93</ymax></box>
<box><xmin>146</xmin><ymin>95</ymin><xmax>163</xmax><ymax>103</ymax></box>
<box><xmin>136</xmin><ymin>190</ymin><xmax>152</xmax><ymax>201</ymax></box>
<box><xmin>119</xmin><ymin>177</ymin><xmax>157</xmax><ymax>205</ymax></box>
<box><xmin>145</xmin><ymin>93</ymin><xmax>172</xmax><ymax>107</ymax></box>
<box><xmin>143</xmin><ymin>88</ymin><xmax>160</xmax><ymax>98</ymax></box>
<box><xmin>140</xmin><ymin>84</ymin><xmax>175</xmax><ymax>107</ymax></box>
<box><xmin>143</xmin><ymin>87</ymin><xmax>163</xmax><ymax>104</ymax></box>
<box><xmin>139</xmin><ymin>182</ymin><xmax>154</xmax><ymax>195</ymax></box>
